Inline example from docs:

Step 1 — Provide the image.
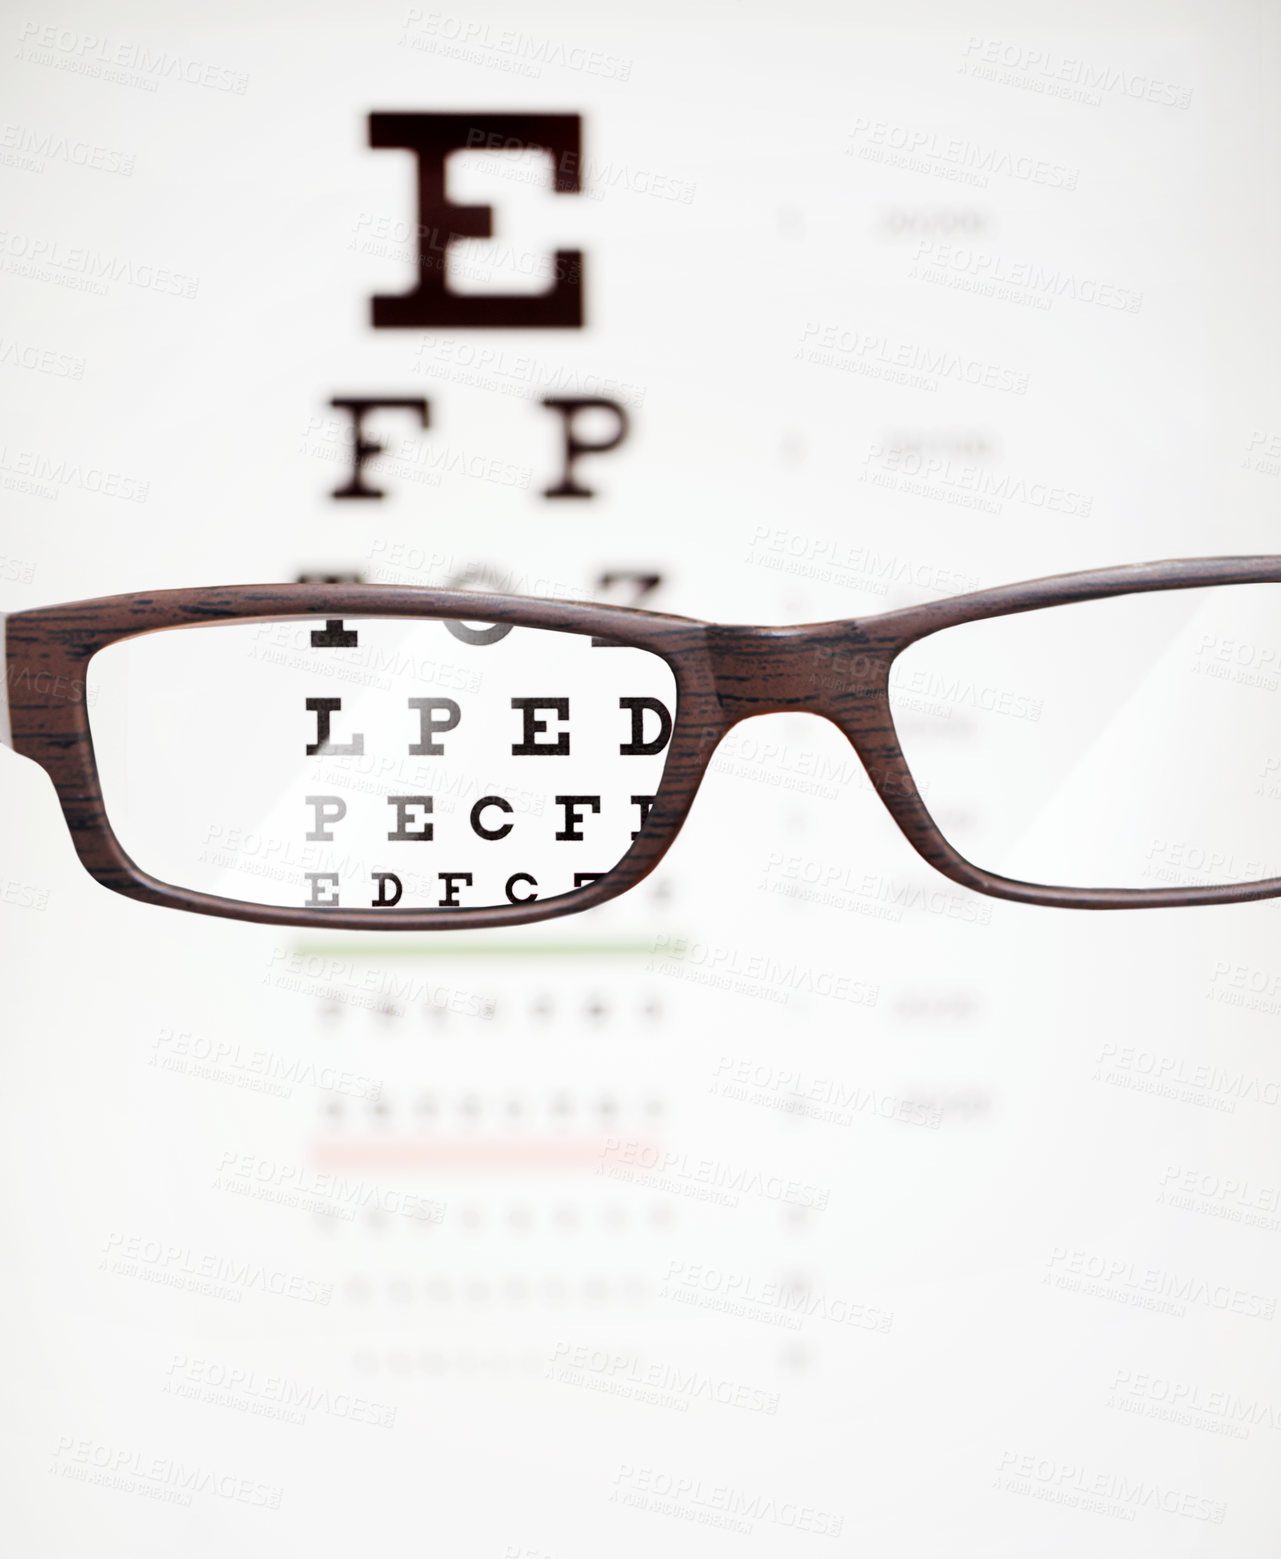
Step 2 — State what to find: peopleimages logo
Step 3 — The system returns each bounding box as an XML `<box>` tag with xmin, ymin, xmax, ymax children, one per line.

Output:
<box><xmin>609</xmin><ymin>1465</ymin><xmax>844</xmax><ymax>1538</ymax></box>
<box><xmin>647</xmin><ymin>935</ymin><xmax>879</xmax><ymax>1007</ymax></box>
<box><xmin>1045</xmin><ymin>1246</ymin><xmax>1276</xmax><ymax>1320</ymax></box>
<box><xmin>100</xmin><ymin>1232</ymin><xmax>333</xmax><ymax>1306</ymax></box>
<box><xmin>151</xmin><ymin>1027</ymin><xmax>383</xmax><ymax>1102</ymax></box>
<box><xmin>164</xmin><ymin>1355</ymin><xmax>397</xmax><ymax>1429</ymax></box>
<box><xmin>661</xmin><ymin>1262</ymin><xmax>894</xmax><ymax>1334</ymax></box>
<box><xmin>911</xmin><ymin>239</ymin><xmax>1142</xmax><ymax>313</ymax></box>
<box><xmin>847</xmin><ymin>119</ymin><xmax>1080</xmax><ymax>189</ymax></box>
<box><xmin>994</xmin><ymin>1450</ymin><xmax>1224</xmax><ymax>1524</ymax></box>
<box><xmin>547</xmin><ymin>1343</ymin><xmax>780</xmax><ymax>1415</ymax></box>
<box><xmin>710</xmin><ymin>1054</ymin><xmax>947</xmax><ymax>1127</ymax></box>
<box><xmin>798</xmin><ymin>321</ymin><xmax>1029</xmax><ymax>394</ymax></box>
<box><xmin>50</xmin><ymin>1437</ymin><xmax>282</xmax><ymax>1508</ymax></box>
<box><xmin>1108</xmin><ymin>1368</ymin><xmax>1281</xmax><ymax>1439</ymax></box>
<box><xmin>399</xmin><ymin>10</ymin><xmax>633</xmax><ymax>82</ymax></box>
<box><xmin>597</xmin><ymin>1136</ymin><xmax>831</xmax><ymax>1210</ymax></box>
<box><xmin>15</xmin><ymin>22</ymin><xmax>249</xmax><ymax>93</ymax></box>
<box><xmin>959</xmin><ymin>36</ymin><xmax>1194</xmax><ymax>109</ymax></box>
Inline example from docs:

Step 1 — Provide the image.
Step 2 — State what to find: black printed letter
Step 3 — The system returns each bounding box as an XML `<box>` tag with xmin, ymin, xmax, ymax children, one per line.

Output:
<box><xmin>512</xmin><ymin>698</ymin><xmax>570</xmax><ymax>755</ymax></box>
<box><xmin>470</xmin><ymin>795</ymin><xmax>514</xmax><ymax>840</ymax></box>
<box><xmin>555</xmin><ymin>795</ymin><xmax>601</xmax><ymax>841</ymax></box>
<box><xmin>305</xmin><ymin>872</ymin><xmax>340</xmax><ymax>906</ymax></box>
<box><xmin>619</xmin><ymin>697</ymin><xmax>672</xmax><ymax>756</ymax></box>
<box><xmin>371</xmin><ymin>872</ymin><xmax>403</xmax><ymax>907</ymax></box>
<box><xmin>306</xmin><ymin>698</ymin><xmax>364</xmax><ymax>756</ymax></box>
<box><xmin>542</xmin><ymin>399</ymin><xmax>629</xmax><ymax>498</ymax></box>
<box><xmin>305</xmin><ymin>796</ymin><xmax>347</xmax><ymax>841</ymax></box>
<box><xmin>328</xmin><ymin>397</ymin><xmax>429</xmax><ymax>500</ymax></box>
<box><xmin>408</xmin><ymin>698</ymin><xmax>461</xmax><ymax>755</ymax></box>
<box><xmin>438</xmin><ymin>872</ymin><xmax>474</xmax><ymax>907</ymax></box>
<box><xmin>387</xmin><ymin>796</ymin><xmax>434</xmax><ymax>841</ymax></box>
<box><xmin>506</xmin><ymin>872</ymin><xmax>538</xmax><ymax>903</ymax></box>
<box><xmin>368</xmin><ymin>112</ymin><xmax>584</xmax><ymax>329</ymax></box>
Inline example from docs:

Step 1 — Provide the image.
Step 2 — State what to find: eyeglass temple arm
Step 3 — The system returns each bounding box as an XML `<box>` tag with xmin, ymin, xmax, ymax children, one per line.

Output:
<box><xmin>0</xmin><ymin>615</ymin><xmax>10</xmax><ymax>749</ymax></box>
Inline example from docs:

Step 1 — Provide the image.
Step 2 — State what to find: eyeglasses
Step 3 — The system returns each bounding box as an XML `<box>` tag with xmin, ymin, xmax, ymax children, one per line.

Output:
<box><xmin>4</xmin><ymin>556</ymin><xmax>1281</xmax><ymax>928</ymax></box>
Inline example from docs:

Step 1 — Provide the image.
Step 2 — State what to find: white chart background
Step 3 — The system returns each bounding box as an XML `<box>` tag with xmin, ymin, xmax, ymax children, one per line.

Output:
<box><xmin>2</xmin><ymin>1</ymin><xmax>1281</xmax><ymax>1554</ymax></box>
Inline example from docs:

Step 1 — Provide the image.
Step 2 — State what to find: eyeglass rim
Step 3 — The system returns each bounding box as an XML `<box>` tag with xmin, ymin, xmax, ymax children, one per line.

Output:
<box><xmin>6</xmin><ymin>554</ymin><xmax>1281</xmax><ymax>925</ymax></box>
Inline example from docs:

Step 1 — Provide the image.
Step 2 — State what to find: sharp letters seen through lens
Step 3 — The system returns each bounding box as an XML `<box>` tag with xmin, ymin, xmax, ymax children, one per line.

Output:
<box><xmin>86</xmin><ymin>617</ymin><xmax>678</xmax><ymax>911</ymax></box>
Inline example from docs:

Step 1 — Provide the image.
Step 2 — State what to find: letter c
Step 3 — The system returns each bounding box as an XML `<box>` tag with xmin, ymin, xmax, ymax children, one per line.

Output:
<box><xmin>505</xmin><ymin>872</ymin><xmax>538</xmax><ymax>903</ymax></box>
<box><xmin>471</xmin><ymin>795</ymin><xmax>514</xmax><ymax>840</ymax></box>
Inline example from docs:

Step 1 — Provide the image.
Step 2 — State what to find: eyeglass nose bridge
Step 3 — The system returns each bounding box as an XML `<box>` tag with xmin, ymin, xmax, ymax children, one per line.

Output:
<box><xmin>705</xmin><ymin>621</ymin><xmax>895</xmax><ymax>725</ymax></box>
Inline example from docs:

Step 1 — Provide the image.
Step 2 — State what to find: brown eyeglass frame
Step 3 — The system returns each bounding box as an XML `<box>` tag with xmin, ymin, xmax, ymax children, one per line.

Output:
<box><xmin>4</xmin><ymin>555</ymin><xmax>1281</xmax><ymax>929</ymax></box>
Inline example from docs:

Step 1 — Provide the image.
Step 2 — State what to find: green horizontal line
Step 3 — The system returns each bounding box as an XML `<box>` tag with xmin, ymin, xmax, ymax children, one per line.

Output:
<box><xmin>290</xmin><ymin>939</ymin><xmax>662</xmax><ymax>960</ymax></box>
